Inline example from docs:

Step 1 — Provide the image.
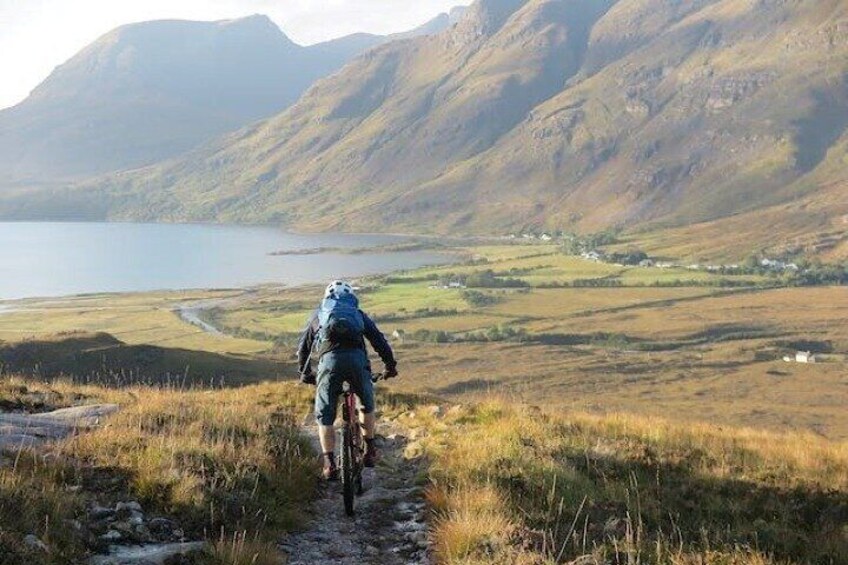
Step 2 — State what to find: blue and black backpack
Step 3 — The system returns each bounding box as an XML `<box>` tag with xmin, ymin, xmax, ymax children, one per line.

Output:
<box><xmin>317</xmin><ymin>293</ymin><xmax>365</xmax><ymax>352</ymax></box>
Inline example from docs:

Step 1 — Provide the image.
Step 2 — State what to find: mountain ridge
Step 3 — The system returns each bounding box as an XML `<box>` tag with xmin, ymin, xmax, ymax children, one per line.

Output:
<box><xmin>4</xmin><ymin>0</ymin><xmax>848</xmax><ymax>261</ymax></box>
<box><xmin>0</xmin><ymin>9</ymin><xmax>464</xmax><ymax>189</ymax></box>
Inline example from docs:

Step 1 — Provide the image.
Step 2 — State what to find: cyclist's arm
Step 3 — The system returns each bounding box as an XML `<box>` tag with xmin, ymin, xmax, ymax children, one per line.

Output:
<box><xmin>361</xmin><ymin>311</ymin><xmax>396</xmax><ymax>370</ymax></box>
<box><xmin>296</xmin><ymin>311</ymin><xmax>319</xmax><ymax>374</ymax></box>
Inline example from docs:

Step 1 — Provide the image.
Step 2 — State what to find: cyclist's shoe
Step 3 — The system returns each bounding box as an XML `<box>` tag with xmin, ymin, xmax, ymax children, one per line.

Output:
<box><xmin>322</xmin><ymin>455</ymin><xmax>338</xmax><ymax>481</ymax></box>
<box><xmin>364</xmin><ymin>441</ymin><xmax>379</xmax><ymax>468</ymax></box>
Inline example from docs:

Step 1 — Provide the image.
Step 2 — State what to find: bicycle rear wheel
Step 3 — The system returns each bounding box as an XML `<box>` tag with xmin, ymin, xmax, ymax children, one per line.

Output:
<box><xmin>341</xmin><ymin>423</ymin><xmax>355</xmax><ymax>516</ymax></box>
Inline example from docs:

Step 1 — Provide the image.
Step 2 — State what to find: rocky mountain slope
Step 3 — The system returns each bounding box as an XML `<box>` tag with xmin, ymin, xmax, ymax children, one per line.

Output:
<box><xmin>6</xmin><ymin>0</ymin><xmax>848</xmax><ymax>259</ymax></box>
<box><xmin>0</xmin><ymin>11</ymin><xmax>459</xmax><ymax>190</ymax></box>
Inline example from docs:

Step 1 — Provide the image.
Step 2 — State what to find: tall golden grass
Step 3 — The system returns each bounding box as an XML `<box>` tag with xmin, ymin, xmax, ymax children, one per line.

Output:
<box><xmin>0</xmin><ymin>376</ymin><xmax>316</xmax><ymax>564</ymax></box>
<box><xmin>421</xmin><ymin>400</ymin><xmax>848</xmax><ymax>564</ymax></box>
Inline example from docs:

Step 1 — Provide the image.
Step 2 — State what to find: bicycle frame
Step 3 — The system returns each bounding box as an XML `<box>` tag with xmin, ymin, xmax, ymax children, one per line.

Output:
<box><xmin>340</xmin><ymin>381</ymin><xmax>365</xmax><ymax>516</ymax></box>
<box><xmin>338</xmin><ymin>373</ymin><xmax>383</xmax><ymax>516</ymax></box>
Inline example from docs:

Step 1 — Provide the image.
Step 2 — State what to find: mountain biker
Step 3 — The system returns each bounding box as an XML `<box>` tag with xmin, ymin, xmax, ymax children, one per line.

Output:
<box><xmin>297</xmin><ymin>280</ymin><xmax>398</xmax><ymax>480</ymax></box>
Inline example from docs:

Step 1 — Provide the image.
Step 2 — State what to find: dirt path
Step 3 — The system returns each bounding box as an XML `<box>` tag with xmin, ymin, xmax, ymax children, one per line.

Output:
<box><xmin>280</xmin><ymin>419</ymin><xmax>431</xmax><ymax>565</ymax></box>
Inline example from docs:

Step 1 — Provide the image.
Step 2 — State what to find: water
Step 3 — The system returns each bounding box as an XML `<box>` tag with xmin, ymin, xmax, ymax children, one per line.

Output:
<box><xmin>0</xmin><ymin>222</ymin><xmax>450</xmax><ymax>300</ymax></box>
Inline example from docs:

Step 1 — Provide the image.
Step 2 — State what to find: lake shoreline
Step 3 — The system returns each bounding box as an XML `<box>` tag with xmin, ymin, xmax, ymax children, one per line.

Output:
<box><xmin>0</xmin><ymin>222</ymin><xmax>458</xmax><ymax>301</ymax></box>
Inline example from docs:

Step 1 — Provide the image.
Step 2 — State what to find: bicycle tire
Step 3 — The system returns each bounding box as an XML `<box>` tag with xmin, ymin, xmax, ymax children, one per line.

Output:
<box><xmin>342</xmin><ymin>424</ymin><xmax>355</xmax><ymax>516</ymax></box>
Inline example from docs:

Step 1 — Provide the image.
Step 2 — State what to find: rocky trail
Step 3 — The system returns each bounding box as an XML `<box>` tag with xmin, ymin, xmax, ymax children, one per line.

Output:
<box><xmin>280</xmin><ymin>417</ymin><xmax>432</xmax><ymax>565</ymax></box>
<box><xmin>0</xmin><ymin>393</ymin><xmax>437</xmax><ymax>564</ymax></box>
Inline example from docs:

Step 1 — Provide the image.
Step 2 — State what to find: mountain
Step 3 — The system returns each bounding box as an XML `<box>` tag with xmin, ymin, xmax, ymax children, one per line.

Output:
<box><xmin>0</xmin><ymin>10</ymin><xmax>460</xmax><ymax>189</ymax></box>
<box><xmin>388</xmin><ymin>6</ymin><xmax>468</xmax><ymax>40</ymax></box>
<box><xmin>7</xmin><ymin>0</ymin><xmax>848</xmax><ymax>259</ymax></box>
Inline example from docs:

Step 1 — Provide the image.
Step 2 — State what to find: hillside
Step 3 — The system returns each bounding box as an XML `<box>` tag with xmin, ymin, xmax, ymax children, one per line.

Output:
<box><xmin>0</xmin><ymin>376</ymin><xmax>845</xmax><ymax>563</ymax></box>
<box><xmin>41</xmin><ymin>0</ymin><xmax>848</xmax><ymax>260</ymax></box>
<box><xmin>0</xmin><ymin>11</ymin><xmax>459</xmax><ymax>192</ymax></box>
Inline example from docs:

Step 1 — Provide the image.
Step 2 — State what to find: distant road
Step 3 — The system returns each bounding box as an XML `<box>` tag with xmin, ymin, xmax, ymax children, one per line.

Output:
<box><xmin>173</xmin><ymin>290</ymin><xmax>260</xmax><ymax>336</ymax></box>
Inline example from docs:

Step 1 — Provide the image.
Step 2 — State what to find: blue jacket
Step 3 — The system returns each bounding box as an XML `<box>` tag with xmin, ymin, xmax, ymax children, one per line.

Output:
<box><xmin>297</xmin><ymin>303</ymin><xmax>396</xmax><ymax>375</ymax></box>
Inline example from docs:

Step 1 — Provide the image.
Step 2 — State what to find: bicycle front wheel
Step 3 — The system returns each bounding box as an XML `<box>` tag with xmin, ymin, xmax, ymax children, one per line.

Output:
<box><xmin>341</xmin><ymin>424</ymin><xmax>355</xmax><ymax>516</ymax></box>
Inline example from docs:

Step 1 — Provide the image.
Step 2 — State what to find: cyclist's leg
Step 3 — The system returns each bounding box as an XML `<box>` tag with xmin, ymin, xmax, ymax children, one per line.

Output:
<box><xmin>315</xmin><ymin>353</ymin><xmax>344</xmax><ymax>455</ymax></box>
<box><xmin>346</xmin><ymin>350</ymin><xmax>377</xmax><ymax>448</ymax></box>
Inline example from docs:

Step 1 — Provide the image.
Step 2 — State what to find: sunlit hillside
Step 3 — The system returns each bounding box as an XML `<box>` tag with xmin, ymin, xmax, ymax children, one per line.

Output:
<box><xmin>25</xmin><ymin>0</ymin><xmax>846</xmax><ymax>261</ymax></box>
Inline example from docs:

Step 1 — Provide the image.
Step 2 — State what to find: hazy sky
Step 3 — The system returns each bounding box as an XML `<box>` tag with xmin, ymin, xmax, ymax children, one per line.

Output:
<box><xmin>0</xmin><ymin>0</ymin><xmax>469</xmax><ymax>110</ymax></box>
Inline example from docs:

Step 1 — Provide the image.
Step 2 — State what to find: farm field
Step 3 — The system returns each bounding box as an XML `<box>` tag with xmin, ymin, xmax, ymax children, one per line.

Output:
<box><xmin>2</xmin><ymin>243</ymin><xmax>846</xmax><ymax>439</ymax></box>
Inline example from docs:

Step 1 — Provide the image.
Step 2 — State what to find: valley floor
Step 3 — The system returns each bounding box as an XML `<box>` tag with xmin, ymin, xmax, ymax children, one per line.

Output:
<box><xmin>6</xmin><ymin>242</ymin><xmax>842</xmax><ymax>438</ymax></box>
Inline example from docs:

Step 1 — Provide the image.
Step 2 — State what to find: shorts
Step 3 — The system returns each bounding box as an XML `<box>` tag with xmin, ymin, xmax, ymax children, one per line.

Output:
<box><xmin>314</xmin><ymin>348</ymin><xmax>375</xmax><ymax>426</ymax></box>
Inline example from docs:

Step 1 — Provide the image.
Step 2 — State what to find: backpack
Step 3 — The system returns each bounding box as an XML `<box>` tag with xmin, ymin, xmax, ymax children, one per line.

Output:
<box><xmin>317</xmin><ymin>295</ymin><xmax>365</xmax><ymax>350</ymax></box>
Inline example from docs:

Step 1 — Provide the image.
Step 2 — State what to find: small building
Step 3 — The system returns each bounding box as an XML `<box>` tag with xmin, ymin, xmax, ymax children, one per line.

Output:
<box><xmin>795</xmin><ymin>351</ymin><xmax>816</xmax><ymax>364</ymax></box>
<box><xmin>582</xmin><ymin>251</ymin><xmax>603</xmax><ymax>262</ymax></box>
<box><xmin>448</xmin><ymin>281</ymin><xmax>465</xmax><ymax>289</ymax></box>
<box><xmin>540</xmin><ymin>233</ymin><xmax>553</xmax><ymax>241</ymax></box>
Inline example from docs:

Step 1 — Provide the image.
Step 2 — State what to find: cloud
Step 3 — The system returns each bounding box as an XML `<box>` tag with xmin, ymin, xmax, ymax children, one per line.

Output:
<box><xmin>0</xmin><ymin>0</ymin><xmax>469</xmax><ymax>109</ymax></box>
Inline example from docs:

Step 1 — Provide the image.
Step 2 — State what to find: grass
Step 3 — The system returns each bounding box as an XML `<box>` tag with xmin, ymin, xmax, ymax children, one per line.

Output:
<box><xmin>419</xmin><ymin>400</ymin><xmax>848</xmax><ymax>564</ymax></box>
<box><xmin>1</xmin><ymin>241</ymin><xmax>847</xmax><ymax>564</ymax></box>
<box><xmin>402</xmin><ymin>246</ymin><xmax>766</xmax><ymax>288</ymax></box>
<box><xmin>0</xmin><ymin>331</ymin><xmax>290</xmax><ymax>387</ymax></box>
<box><xmin>0</xmin><ymin>376</ymin><xmax>317</xmax><ymax>564</ymax></box>
<box><xmin>4</xmin><ymin>243</ymin><xmax>842</xmax><ymax>440</ymax></box>
<box><xmin>0</xmin><ymin>290</ymin><xmax>268</xmax><ymax>355</ymax></box>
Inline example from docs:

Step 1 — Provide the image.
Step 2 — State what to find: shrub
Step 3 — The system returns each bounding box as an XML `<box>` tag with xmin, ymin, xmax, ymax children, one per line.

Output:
<box><xmin>461</xmin><ymin>290</ymin><xmax>499</xmax><ymax>307</ymax></box>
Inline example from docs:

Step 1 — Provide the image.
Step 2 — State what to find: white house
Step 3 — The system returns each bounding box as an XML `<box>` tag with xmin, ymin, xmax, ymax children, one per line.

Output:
<box><xmin>582</xmin><ymin>251</ymin><xmax>603</xmax><ymax>262</ymax></box>
<box><xmin>795</xmin><ymin>351</ymin><xmax>816</xmax><ymax>363</ymax></box>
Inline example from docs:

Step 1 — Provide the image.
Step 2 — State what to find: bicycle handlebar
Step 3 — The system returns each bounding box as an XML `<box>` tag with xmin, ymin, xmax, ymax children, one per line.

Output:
<box><xmin>371</xmin><ymin>371</ymin><xmax>397</xmax><ymax>383</ymax></box>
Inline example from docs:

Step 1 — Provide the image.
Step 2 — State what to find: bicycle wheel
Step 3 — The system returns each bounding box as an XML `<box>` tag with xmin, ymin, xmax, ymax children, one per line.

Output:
<box><xmin>356</xmin><ymin>469</ymin><xmax>364</xmax><ymax>496</ymax></box>
<box><xmin>341</xmin><ymin>423</ymin><xmax>355</xmax><ymax>516</ymax></box>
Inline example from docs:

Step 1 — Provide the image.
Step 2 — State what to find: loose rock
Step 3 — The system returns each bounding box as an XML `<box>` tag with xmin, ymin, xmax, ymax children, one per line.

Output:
<box><xmin>101</xmin><ymin>530</ymin><xmax>122</xmax><ymax>542</ymax></box>
<box><xmin>24</xmin><ymin>534</ymin><xmax>48</xmax><ymax>552</ymax></box>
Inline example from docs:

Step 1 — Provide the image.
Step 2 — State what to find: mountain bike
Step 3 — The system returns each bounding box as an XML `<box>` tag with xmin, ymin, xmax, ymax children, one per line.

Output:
<box><xmin>339</xmin><ymin>372</ymin><xmax>384</xmax><ymax>516</ymax></box>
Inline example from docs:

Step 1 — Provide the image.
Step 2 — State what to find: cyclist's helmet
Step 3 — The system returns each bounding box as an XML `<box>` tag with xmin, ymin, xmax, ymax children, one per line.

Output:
<box><xmin>324</xmin><ymin>280</ymin><xmax>355</xmax><ymax>299</ymax></box>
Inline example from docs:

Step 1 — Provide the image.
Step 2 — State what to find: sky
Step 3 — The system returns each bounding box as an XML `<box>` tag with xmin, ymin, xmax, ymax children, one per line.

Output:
<box><xmin>0</xmin><ymin>0</ymin><xmax>470</xmax><ymax>110</ymax></box>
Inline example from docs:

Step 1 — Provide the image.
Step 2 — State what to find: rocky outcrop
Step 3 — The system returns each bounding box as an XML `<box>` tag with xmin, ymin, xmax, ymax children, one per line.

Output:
<box><xmin>0</xmin><ymin>404</ymin><xmax>119</xmax><ymax>451</ymax></box>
